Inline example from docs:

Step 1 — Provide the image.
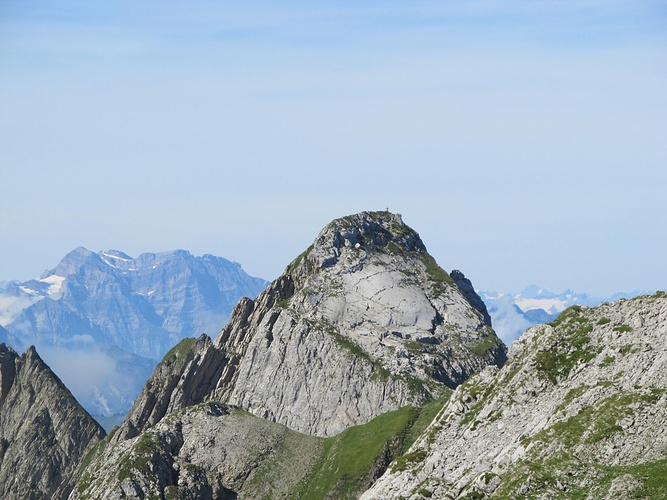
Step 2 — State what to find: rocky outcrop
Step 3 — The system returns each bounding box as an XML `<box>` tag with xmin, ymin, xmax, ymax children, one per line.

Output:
<box><xmin>363</xmin><ymin>292</ymin><xmax>667</xmax><ymax>498</ymax></box>
<box><xmin>450</xmin><ymin>269</ymin><xmax>492</xmax><ymax>327</ymax></box>
<box><xmin>74</xmin><ymin>403</ymin><xmax>323</xmax><ymax>500</ymax></box>
<box><xmin>113</xmin><ymin>335</ymin><xmax>228</xmax><ymax>442</ymax></box>
<box><xmin>0</xmin><ymin>344</ymin><xmax>105</xmax><ymax>499</ymax></box>
<box><xmin>117</xmin><ymin>211</ymin><xmax>507</xmax><ymax>439</ymax></box>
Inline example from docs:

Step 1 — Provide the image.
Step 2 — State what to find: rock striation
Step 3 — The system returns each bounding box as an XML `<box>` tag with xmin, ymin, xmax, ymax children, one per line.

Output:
<box><xmin>0</xmin><ymin>343</ymin><xmax>105</xmax><ymax>499</ymax></box>
<box><xmin>116</xmin><ymin>211</ymin><xmax>506</xmax><ymax>441</ymax></box>
<box><xmin>362</xmin><ymin>292</ymin><xmax>667</xmax><ymax>498</ymax></box>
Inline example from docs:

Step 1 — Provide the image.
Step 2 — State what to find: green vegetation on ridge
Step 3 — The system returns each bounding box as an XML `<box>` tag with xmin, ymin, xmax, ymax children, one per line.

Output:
<box><xmin>536</xmin><ymin>307</ymin><xmax>600</xmax><ymax>384</ymax></box>
<box><xmin>157</xmin><ymin>337</ymin><xmax>197</xmax><ymax>369</ymax></box>
<box><xmin>291</xmin><ymin>394</ymin><xmax>451</xmax><ymax>499</ymax></box>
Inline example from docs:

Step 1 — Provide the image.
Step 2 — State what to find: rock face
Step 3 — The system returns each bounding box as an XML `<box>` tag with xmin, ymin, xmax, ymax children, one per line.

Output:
<box><xmin>363</xmin><ymin>292</ymin><xmax>667</xmax><ymax>498</ymax></box>
<box><xmin>0</xmin><ymin>248</ymin><xmax>267</xmax><ymax>417</ymax></box>
<box><xmin>117</xmin><ymin>211</ymin><xmax>506</xmax><ymax>440</ymax></box>
<box><xmin>73</xmin><ymin>403</ymin><xmax>323</xmax><ymax>500</ymax></box>
<box><xmin>0</xmin><ymin>343</ymin><xmax>105</xmax><ymax>499</ymax></box>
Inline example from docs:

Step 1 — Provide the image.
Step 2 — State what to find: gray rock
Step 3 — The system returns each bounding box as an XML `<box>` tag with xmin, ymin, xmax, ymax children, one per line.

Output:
<box><xmin>362</xmin><ymin>292</ymin><xmax>667</xmax><ymax>498</ymax></box>
<box><xmin>450</xmin><ymin>269</ymin><xmax>492</xmax><ymax>327</ymax></box>
<box><xmin>73</xmin><ymin>403</ymin><xmax>322</xmax><ymax>500</ymax></box>
<box><xmin>117</xmin><ymin>211</ymin><xmax>507</xmax><ymax>440</ymax></box>
<box><xmin>0</xmin><ymin>343</ymin><xmax>104</xmax><ymax>499</ymax></box>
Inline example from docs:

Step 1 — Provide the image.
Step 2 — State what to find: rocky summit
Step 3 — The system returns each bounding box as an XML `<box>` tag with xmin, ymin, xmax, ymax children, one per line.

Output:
<box><xmin>115</xmin><ymin>211</ymin><xmax>506</xmax><ymax>441</ymax></box>
<box><xmin>75</xmin><ymin>210</ymin><xmax>507</xmax><ymax>498</ymax></box>
<box><xmin>363</xmin><ymin>292</ymin><xmax>667</xmax><ymax>499</ymax></box>
<box><xmin>0</xmin><ymin>344</ymin><xmax>104</xmax><ymax>499</ymax></box>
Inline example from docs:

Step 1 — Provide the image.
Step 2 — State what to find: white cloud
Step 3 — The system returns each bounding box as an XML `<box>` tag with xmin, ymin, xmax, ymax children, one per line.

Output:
<box><xmin>487</xmin><ymin>294</ymin><xmax>533</xmax><ymax>345</ymax></box>
<box><xmin>37</xmin><ymin>346</ymin><xmax>118</xmax><ymax>395</ymax></box>
<box><xmin>0</xmin><ymin>294</ymin><xmax>43</xmax><ymax>327</ymax></box>
<box><xmin>66</xmin><ymin>334</ymin><xmax>95</xmax><ymax>344</ymax></box>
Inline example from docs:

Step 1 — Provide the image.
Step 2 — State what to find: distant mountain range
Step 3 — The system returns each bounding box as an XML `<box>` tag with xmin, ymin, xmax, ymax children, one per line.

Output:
<box><xmin>0</xmin><ymin>248</ymin><xmax>267</xmax><ymax>420</ymax></box>
<box><xmin>479</xmin><ymin>285</ymin><xmax>653</xmax><ymax>344</ymax></box>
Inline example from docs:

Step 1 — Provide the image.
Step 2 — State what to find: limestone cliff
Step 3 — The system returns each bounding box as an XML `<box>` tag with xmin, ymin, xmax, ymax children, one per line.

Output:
<box><xmin>363</xmin><ymin>292</ymin><xmax>667</xmax><ymax>498</ymax></box>
<box><xmin>117</xmin><ymin>211</ymin><xmax>506</xmax><ymax>440</ymax></box>
<box><xmin>0</xmin><ymin>344</ymin><xmax>105</xmax><ymax>499</ymax></box>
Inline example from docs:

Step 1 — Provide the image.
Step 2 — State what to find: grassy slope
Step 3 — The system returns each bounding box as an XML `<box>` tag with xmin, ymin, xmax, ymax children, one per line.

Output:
<box><xmin>292</xmin><ymin>393</ymin><xmax>451</xmax><ymax>499</ymax></box>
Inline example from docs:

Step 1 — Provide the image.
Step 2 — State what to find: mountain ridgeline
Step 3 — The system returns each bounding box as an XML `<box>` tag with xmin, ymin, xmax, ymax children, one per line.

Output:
<box><xmin>2</xmin><ymin>211</ymin><xmax>663</xmax><ymax>499</ymax></box>
<box><xmin>0</xmin><ymin>248</ymin><xmax>267</xmax><ymax>417</ymax></box>
<box><xmin>2</xmin><ymin>247</ymin><xmax>268</xmax><ymax>359</ymax></box>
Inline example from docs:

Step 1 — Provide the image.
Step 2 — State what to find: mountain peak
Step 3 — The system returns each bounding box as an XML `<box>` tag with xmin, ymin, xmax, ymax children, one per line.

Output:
<box><xmin>116</xmin><ymin>211</ymin><xmax>506</xmax><ymax>440</ymax></box>
<box><xmin>0</xmin><ymin>344</ymin><xmax>104</xmax><ymax>498</ymax></box>
<box><xmin>316</xmin><ymin>210</ymin><xmax>424</xmax><ymax>263</ymax></box>
<box><xmin>284</xmin><ymin>211</ymin><xmax>427</xmax><ymax>281</ymax></box>
<box><xmin>46</xmin><ymin>246</ymin><xmax>97</xmax><ymax>278</ymax></box>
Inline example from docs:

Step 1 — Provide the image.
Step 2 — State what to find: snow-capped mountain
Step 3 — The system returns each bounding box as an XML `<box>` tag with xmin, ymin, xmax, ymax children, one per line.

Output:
<box><xmin>479</xmin><ymin>285</ymin><xmax>652</xmax><ymax>344</ymax></box>
<box><xmin>0</xmin><ymin>248</ymin><xmax>268</xmax><ymax>421</ymax></box>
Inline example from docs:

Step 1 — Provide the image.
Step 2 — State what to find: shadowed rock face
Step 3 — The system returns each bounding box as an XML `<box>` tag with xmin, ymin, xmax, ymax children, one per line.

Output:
<box><xmin>117</xmin><ymin>211</ymin><xmax>506</xmax><ymax>441</ymax></box>
<box><xmin>363</xmin><ymin>292</ymin><xmax>667</xmax><ymax>499</ymax></box>
<box><xmin>0</xmin><ymin>343</ymin><xmax>104</xmax><ymax>500</ymax></box>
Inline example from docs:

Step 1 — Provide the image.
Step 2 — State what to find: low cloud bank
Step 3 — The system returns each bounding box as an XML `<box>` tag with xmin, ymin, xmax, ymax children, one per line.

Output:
<box><xmin>36</xmin><ymin>344</ymin><xmax>156</xmax><ymax>417</ymax></box>
<box><xmin>486</xmin><ymin>294</ymin><xmax>533</xmax><ymax>345</ymax></box>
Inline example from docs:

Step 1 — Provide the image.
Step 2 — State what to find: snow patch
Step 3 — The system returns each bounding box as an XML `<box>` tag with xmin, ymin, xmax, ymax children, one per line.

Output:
<box><xmin>67</xmin><ymin>334</ymin><xmax>95</xmax><ymax>344</ymax></box>
<box><xmin>100</xmin><ymin>251</ymin><xmax>131</xmax><ymax>262</ymax></box>
<box><xmin>39</xmin><ymin>275</ymin><xmax>66</xmax><ymax>297</ymax></box>
<box><xmin>100</xmin><ymin>255</ymin><xmax>118</xmax><ymax>268</ymax></box>
<box><xmin>515</xmin><ymin>298</ymin><xmax>567</xmax><ymax>315</ymax></box>
<box><xmin>18</xmin><ymin>286</ymin><xmax>39</xmax><ymax>296</ymax></box>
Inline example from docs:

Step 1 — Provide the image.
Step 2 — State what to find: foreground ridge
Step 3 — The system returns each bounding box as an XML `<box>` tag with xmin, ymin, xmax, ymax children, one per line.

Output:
<box><xmin>363</xmin><ymin>292</ymin><xmax>667</xmax><ymax>499</ymax></box>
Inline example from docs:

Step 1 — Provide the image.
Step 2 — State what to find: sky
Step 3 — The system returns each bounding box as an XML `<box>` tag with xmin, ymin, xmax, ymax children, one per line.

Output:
<box><xmin>1</xmin><ymin>0</ymin><xmax>666</xmax><ymax>297</ymax></box>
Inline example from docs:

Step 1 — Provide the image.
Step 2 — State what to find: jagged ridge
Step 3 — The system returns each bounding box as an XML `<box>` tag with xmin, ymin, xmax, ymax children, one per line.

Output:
<box><xmin>0</xmin><ymin>344</ymin><xmax>104</xmax><ymax>499</ymax></box>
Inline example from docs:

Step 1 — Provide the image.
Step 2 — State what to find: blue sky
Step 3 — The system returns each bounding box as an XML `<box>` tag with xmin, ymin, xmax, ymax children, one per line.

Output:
<box><xmin>1</xmin><ymin>0</ymin><xmax>666</xmax><ymax>296</ymax></box>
